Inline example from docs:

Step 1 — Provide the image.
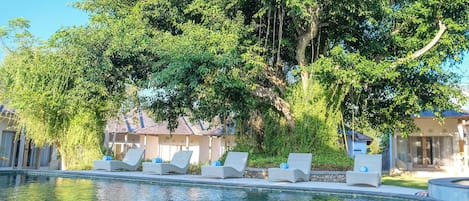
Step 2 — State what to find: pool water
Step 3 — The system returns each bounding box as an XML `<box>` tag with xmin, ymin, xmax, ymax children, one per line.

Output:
<box><xmin>0</xmin><ymin>172</ymin><xmax>412</xmax><ymax>201</ymax></box>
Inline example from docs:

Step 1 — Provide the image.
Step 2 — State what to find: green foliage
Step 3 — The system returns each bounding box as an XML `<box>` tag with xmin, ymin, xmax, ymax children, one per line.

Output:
<box><xmin>2</xmin><ymin>0</ymin><xmax>468</xmax><ymax>170</ymax></box>
<box><xmin>314</xmin><ymin>45</ymin><xmax>467</xmax><ymax>137</ymax></box>
<box><xmin>247</xmin><ymin>154</ymin><xmax>285</xmax><ymax>168</ymax></box>
<box><xmin>262</xmin><ymin>81</ymin><xmax>341</xmax><ymax>154</ymax></box>
<box><xmin>236</xmin><ymin>78</ymin><xmax>348</xmax><ymax>163</ymax></box>
<box><xmin>78</xmin><ymin>0</ymin><xmax>468</xmax><ymax>148</ymax></box>
<box><xmin>246</xmin><ymin>148</ymin><xmax>352</xmax><ymax>170</ymax></box>
<box><xmin>0</xmin><ymin>21</ymin><xmax>112</xmax><ymax>170</ymax></box>
<box><xmin>312</xmin><ymin>148</ymin><xmax>353</xmax><ymax>170</ymax></box>
<box><xmin>187</xmin><ymin>163</ymin><xmax>203</xmax><ymax>174</ymax></box>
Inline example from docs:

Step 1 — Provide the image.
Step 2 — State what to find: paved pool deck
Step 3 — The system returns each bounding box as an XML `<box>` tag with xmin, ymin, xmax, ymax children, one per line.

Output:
<box><xmin>3</xmin><ymin>169</ymin><xmax>435</xmax><ymax>201</ymax></box>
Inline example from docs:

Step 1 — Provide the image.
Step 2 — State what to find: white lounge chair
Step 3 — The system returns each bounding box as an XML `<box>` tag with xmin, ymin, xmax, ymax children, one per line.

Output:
<box><xmin>346</xmin><ymin>154</ymin><xmax>382</xmax><ymax>187</ymax></box>
<box><xmin>201</xmin><ymin>152</ymin><xmax>248</xmax><ymax>179</ymax></box>
<box><xmin>142</xmin><ymin>150</ymin><xmax>193</xmax><ymax>175</ymax></box>
<box><xmin>268</xmin><ymin>153</ymin><xmax>312</xmax><ymax>182</ymax></box>
<box><xmin>93</xmin><ymin>148</ymin><xmax>144</xmax><ymax>171</ymax></box>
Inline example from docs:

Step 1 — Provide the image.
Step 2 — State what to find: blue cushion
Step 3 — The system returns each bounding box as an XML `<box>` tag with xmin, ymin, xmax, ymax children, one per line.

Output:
<box><xmin>103</xmin><ymin>156</ymin><xmax>112</xmax><ymax>160</ymax></box>
<box><xmin>359</xmin><ymin>166</ymin><xmax>368</xmax><ymax>172</ymax></box>
<box><xmin>152</xmin><ymin>157</ymin><xmax>163</xmax><ymax>163</ymax></box>
<box><xmin>212</xmin><ymin>160</ymin><xmax>222</xmax><ymax>166</ymax></box>
<box><xmin>280</xmin><ymin>163</ymin><xmax>289</xmax><ymax>169</ymax></box>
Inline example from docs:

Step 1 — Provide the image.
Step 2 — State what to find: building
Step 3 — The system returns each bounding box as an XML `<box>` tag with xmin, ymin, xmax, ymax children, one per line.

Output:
<box><xmin>0</xmin><ymin>105</ymin><xmax>54</xmax><ymax>169</ymax></box>
<box><xmin>105</xmin><ymin>109</ymin><xmax>235</xmax><ymax>164</ymax></box>
<box><xmin>343</xmin><ymin>130</ymin><xmax>373</xmax><ymax>157</ymax></box>
<box><xmin>391</xmin><ymin>110</ymin><xmax>469</xmax><ymax>175</ymax></box>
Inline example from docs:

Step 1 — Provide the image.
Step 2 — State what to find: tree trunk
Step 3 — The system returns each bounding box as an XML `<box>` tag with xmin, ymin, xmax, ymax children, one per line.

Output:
<box><xmin>296</xmin><ymin>6</ymin><xmax>321</xmax><ymax>91</ymax></box>
<box><xmin>271</xmin><ymin>6</ymin><xmax>277</xmax><ymax>60</ymax></box>
<box><xmin>252</xmin><ymin>85</ymin><xmax>294</xmax><ymax>128</ymax></box>
<box><xmin>35</xmin><ymin>147</ymin><xmax>42</xmax><ymax>169</ymax></box>
<box><xmin>276</xmin><ymin>5</ymin><xmax>284</xmax><ymax>66</ymax></box>
<box><xmin>264</xmin><ymin>8</ymin><xmax>271</xmax><ymax>51</ymax></box>
<box><xmin>56</xmin><ymin>146</ymin><xmax>67</xmax><ymax>170</ymax></box>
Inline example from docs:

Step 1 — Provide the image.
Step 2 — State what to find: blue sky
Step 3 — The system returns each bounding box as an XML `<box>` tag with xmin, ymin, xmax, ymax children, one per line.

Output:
<box><xmin>0</xmin><ymin>1</ymin><xmax>468</xmax><ymax>107</ymax></box>
<box><xmin>0</xmin><ymin>0</ymin><xmax>88</xmax><ymax>58</ymax></box>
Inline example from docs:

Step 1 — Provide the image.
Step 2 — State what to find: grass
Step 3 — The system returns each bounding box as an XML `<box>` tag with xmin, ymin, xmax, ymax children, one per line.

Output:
<box><xmin>382</xmin><ymin>175</ymin><xmax>429</xmax><ymax>190</ymax></box>
<box><xmin>247</xmin><ymin>150</ymin><xmax>353</xmax><ymax>170</ymax></box>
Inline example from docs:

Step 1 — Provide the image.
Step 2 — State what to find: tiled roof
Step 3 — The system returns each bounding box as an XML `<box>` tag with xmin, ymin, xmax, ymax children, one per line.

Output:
<box><xmin>0</xmin><ymin>105</ymin><xmax>15</xmax><ymax>114</ymax></box>
<box><xmin>344</xmin><ymin>130</ymin><xmax>373</xmax><ymax>142</ymax></box>
<box><xmin>106</xmin><ymin>109</ymin><xmax>234</xmax><ymax>136</ymax></box>
<box><xmin>416</xmin><ymin>109</ymin><xmax>469</xmax><ymax>118</ymax></box>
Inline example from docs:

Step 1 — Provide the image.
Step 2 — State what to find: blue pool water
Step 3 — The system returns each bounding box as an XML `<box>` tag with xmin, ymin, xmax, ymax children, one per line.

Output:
<box><xmin>0</xmin><ymin>172</ymin><xmax>414</xmax><ymax>201</ymax></box>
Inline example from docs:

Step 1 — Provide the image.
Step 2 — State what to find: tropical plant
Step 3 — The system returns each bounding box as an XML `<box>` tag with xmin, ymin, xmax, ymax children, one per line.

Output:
<box><xmin>0</xmin><ymin>18</ymin><xmax>117</xmax><ymax>170</ymax></box>
<box><xmin>1</xmin><ymin>0</ymin><xmax>467</xmax><ymax>169</ymax></box>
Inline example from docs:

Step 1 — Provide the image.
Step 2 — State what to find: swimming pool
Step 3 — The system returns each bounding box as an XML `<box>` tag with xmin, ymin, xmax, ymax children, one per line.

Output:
<box><xmin>0</xmin><ymin>171</ymin><xmax>419</xmax><ymax>201</ymax></box>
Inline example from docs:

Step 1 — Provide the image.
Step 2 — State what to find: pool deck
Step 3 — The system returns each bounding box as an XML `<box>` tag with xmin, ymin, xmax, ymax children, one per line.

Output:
<box><xmin>0</xmin><ymin>168</ymin><xmax>436</xmax><ymax>200</ymax></box>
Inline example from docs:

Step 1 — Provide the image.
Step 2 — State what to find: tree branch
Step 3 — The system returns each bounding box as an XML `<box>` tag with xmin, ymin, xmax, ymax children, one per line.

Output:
<box><xmin>410</xmin><ymin>20</ymin><xmax>447</xmax><ymax>59</ymax></box>
<box><xmin>252</xmin><ymin>84</ymin><xmax>294</xmax><ymax>128</ymax></box>
<box><xmin>264</xmin><ymin>64</ymin><xmax>287</xmax><ymax>94</ymax></box>
<box><xmin>396</xmin><ymin>20</ymin><xmax>447</xmax><ymax>65</ymax></box>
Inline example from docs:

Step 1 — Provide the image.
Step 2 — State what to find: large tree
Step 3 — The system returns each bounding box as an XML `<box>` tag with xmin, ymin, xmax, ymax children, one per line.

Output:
<box><xmin>76</xmin><ymin>0</ymin><xmax>468</xmax><ymax>152</ymax></box>
<box><xmin>1</xmin><ymin>0</ymin><xmax>467</xmax><ymax>167</ymax></box>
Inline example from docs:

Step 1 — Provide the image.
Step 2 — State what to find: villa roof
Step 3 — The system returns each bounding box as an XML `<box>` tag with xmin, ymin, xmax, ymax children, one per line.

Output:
<box><xmin>106</xmin><ymin>109</ymin><xmax>234</xmax><ymax>136</ymax></box>
<box><xmin>344</xmin><ymin>130</ymin><xmax>374</xmax><ymax>142</ymax></box>
<box><xmin>0</xmin><ymin>105</ymin><xmax>15</xmax><ymax>114</ymax></box>
<box><xmin>416</xmin><ymin>109</ymin><xmax>469</xmax><ymax>119</ymax></box>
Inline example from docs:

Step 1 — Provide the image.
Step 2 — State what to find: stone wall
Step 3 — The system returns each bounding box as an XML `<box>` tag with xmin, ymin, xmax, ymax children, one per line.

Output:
<box><xmin>245</xmin><ymin>168</ymin><xmax>346</xmax><ymax>183</ymax></box>
<box><xmin>309</xmin><ymin>171</ymin><xmax>346</xmax><ymax>183</ymax></box>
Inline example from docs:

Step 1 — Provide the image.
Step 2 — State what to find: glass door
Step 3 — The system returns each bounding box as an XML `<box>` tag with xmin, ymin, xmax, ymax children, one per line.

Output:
<box><xmin>415</xmin><ymin>136</ymin><xmax>434</xmax><ymax>167</ymax></box>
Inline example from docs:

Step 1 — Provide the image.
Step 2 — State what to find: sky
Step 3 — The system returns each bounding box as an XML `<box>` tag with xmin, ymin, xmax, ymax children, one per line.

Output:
<box><xmin>0</xmin><ymin>0</ymin><xmax>88</xmax><ymax>58</ymax></box>
<box><xmin>0</xmin><ymin>0</ymin><xmax>468</xmax><ymax>108</ymax></box>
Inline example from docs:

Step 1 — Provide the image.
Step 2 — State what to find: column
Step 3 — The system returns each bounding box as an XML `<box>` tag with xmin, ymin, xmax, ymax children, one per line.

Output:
<box><xmin>17</xmin><ymin>126</ymin><xmax>26</xmax><ymax>170</ymax></box>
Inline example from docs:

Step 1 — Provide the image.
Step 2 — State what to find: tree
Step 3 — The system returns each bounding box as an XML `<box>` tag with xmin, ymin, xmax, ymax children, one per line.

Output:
<box><xmin>75</xmin><ymin>0</ymin><xmax>468</xmax><ymax>153</ymax></box>
<box><xmin>0</xmin><ymin>19</ymin><xmax>120</xmax><ymax>170</ymax></box>
<box><xmin>2</xmin><ymin>0</ymin><xmax>467</xmax><ymax>168</ymax></box>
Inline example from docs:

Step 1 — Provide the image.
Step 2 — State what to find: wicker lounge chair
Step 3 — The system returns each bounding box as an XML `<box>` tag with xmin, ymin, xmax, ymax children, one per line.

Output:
<box><xmin>142</xmin><ymin>150</ymin><xmax>193</xmax><ymax>175</ymax></box>
<box><xmin>268</xmin><ymin>153</ymin><xmax>312</xmax><ymax>182</ymax></box>
<box><xmin>93</xmin><ymin>148</ymin><xmax>144</xmax><ymax>171</ymax></box>
<box><xmin>201</xmin><ymin>152</ymin><xmax>248</xmax><ymax>179</ymax></box>
<box><xmin>346</xmin><ymin>154</ymin><xmax>382</xmax><ymax>187</ymax></box>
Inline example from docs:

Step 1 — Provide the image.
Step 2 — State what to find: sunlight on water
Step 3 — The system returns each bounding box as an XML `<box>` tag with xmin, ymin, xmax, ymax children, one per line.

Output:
<box><xmin>0</xmin><ymin>173</ymin><xmax>410</xmax><ymax>201</ymax></box>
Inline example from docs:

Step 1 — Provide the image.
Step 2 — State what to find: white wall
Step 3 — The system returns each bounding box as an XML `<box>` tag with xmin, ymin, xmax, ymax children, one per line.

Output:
<box><xmin>393</xmin><ymin>117</ymin><xmax>463</xmax><ymax>169</ymax></box>
<box><xmin>130</xmin><ymin>134</ymin><xmax>237</xmax><ymax>165</ymax></box>
<box><xmin>345</xmin><ymin>135</ymin><xmax>368</xmax><ymax>157</ymax></box>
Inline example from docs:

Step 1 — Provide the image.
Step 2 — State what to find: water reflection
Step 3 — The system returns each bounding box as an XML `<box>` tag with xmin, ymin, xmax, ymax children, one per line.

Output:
<box><xmin>0</xmin><ymin>173</ymin><xmax>408</xmax><ymax>201</ymax></box>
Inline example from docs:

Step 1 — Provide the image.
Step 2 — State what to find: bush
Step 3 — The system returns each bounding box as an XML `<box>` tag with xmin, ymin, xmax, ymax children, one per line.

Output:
<box><xmin>247</xmin><ymin>148</ymin><xmax>353</xmax><ymax>170</ymax></box>
<box><xmin>235</xmin><ymin>79</ymin><xmax>353</xmax><ymax>170</ymax></box>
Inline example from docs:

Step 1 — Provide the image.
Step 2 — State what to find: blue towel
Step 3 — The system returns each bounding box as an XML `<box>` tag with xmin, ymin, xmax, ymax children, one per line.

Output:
<box><xmin>102</xmin><ymin>156</ymin><xmax>112</xmax><ymax>160</ymax></box>
<box><xmin>280</xmin><ymin>163</ymin><xmax>289</xmax><ymax>169</ymax></box>
<box><xmin>359</xmin><ymin>166</ymin><xmax>368</xmax><ymax>172</ymax></box>
<box><xmin>212</xmin><ymin>160</ymin><xmax>222</xmax><ymax>166</ymax></box>
<box><xmin>153</xmin><ymin>157</ymin><xmax>163</xmax><ymax>163</ymax></box>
